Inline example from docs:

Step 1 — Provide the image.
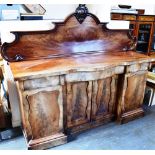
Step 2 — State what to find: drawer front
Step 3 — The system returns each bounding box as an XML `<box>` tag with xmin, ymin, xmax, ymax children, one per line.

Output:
<box><xmin>123</xmin><ymin>15</ymin><xmax>136</xmax><ymax>21</ymax></box>
<box><xmin>65</xmin><ymin>66</ymin><xmax>124</xmax><ymax>82</ymax></box>
<box><xmin>138</xmin><ymin>16</ymin><xmax>154</xmax><ymax>21</ymax></box>
<box><xmin>126</xmin><ymin>62</ymin><xmax>149</xmax><ymax>73</ymax></box>
<box><xmin>23</xmin><ymin>76</ymin><xmax>60</xmax><ymax>90</ymax></box>
<box><xmin>111</xmin><ymin>14</ymin><xmax>123</xmax><ymax>20</ymax></box>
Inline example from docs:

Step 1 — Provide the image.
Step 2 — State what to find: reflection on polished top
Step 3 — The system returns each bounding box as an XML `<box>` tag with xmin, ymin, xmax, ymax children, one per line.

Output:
<box><xmin>10</xmin><ymin>51</ymin><xmax>155</xmax><ymax>80</ymax></box>
<box><xmin>1</xmin><ymin>11</ymin><xmax>133</xmax><ymax>62</ymax></box>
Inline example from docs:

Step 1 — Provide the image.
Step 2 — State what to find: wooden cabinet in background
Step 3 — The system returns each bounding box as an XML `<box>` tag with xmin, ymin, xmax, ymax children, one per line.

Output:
<box><xmin>111</xmin><ymin>13</ymin><xmax>155</xmax><ymax>56</ymax></box>
<box><xmin>150</xmin><ymin>23</ymin><xmax>155</xmax><ymax>54</ymax></box>
<box><xmin>136</xmin><ymin>22</ymin><xmax>153</xmax><ymax>54</ymax></box>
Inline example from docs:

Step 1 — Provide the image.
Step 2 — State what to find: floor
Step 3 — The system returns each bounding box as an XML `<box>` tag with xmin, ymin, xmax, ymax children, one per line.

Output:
<box><xmin>0</xmin><ymin>106</ymin><xmax>155</xmax><ymax>150</ymax></box>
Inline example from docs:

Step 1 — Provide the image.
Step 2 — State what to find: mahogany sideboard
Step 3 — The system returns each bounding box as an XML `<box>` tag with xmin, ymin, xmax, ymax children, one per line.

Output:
<box><xmin>1</xmin><ymin>5</ymin><xmax>155</xmax><ymax>150</ymax></box>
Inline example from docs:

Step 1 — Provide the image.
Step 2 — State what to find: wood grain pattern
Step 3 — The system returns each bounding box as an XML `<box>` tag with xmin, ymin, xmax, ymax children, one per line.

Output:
<box><xmin>126</xmin><ymin>62</ymin><xmax>149</xmax><ymax>73</ymax></box>
<box><xmin>9</xmin><ymin>5</ymin><xmax>154</xmax><ymax>150</ymax></box>
<box><xmin>117</xmin><ymin>71</ymin><xmax>147</xmax><ymax>123</ymax></box>
<box><xmin>15</xmin><ymin>61</ymin><xmax>151</xmax><ymax>149</ymax></box>
<box><xmin>28</xmin><ymin>133</ymin><xmax>67</xmax><ymax>150</ymax></box>
<box><xmin>66</xmin><ymin>81</ymin><xmax>92</xmax><ymax>128</ymax></box>
<box><xmin>124</xmin><ymin>71</ymin><xmax>147</xmax><ymax>112</ymax></box>
<box><xmin>9</xmin><ymin>51</ymin><xmax>154</xmax><ymax>81</ymax></box>
<box><xmin>23</xmin><ymin>76</ymin><xmax>60</xmax><ymax>90</ymax></box>
<box><xmin>21</xmin><ymin>86</ymin><xmax>64</xmax><ymax>142</ymax></box>
<box><xmin>1</xmin><ymin>13</ymin><xmax>133</xmax><ymax>62</ymax></box>
<box><xmin>65</xmin><ymin>66</ymin><xmax>124</xmax><ymax>82</ymax></box>
<box><xmin>0</xmin><ymin>102</ymin><xmax>6</xmax><ymax>129</ymax></box>
<box><xmin>68</xmin><ymin>114</ymin><xmax>114</xmax><ymax>134</ymax></box>
<box><xmin>27</xmin><ymin>91</ymin><xmax>60</xmax><ymax>139</ymax></box>
<box><xmin>92</xmin><ymin>76</ymin><xmax>118</xmax><ymax>121</ymax></box>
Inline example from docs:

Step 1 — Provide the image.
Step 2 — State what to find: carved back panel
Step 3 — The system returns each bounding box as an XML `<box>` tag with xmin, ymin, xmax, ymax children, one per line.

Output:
<box><xmin>1</xmin><ymin>5</ymin><xmax>135</xmax><ymax>62</ymax></box>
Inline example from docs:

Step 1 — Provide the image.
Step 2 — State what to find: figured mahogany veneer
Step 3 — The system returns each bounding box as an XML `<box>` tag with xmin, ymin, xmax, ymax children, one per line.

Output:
<box><xmin>4</xmin><ymin>5</ymin><xmax>155</xmax><ymax>150</ymax></box>
<box><xmin>1</xmin><ymin>6</ymin><xmax>136</xmax><ymax>62</ymax></box>
<box><xmin>10</xmin><ymin>51</ymin><xmax>153</xmax><ymax>80</ymax></box>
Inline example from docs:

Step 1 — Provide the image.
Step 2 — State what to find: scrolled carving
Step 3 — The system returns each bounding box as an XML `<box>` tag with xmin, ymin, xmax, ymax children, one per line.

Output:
<box><xmin>123</xmin><ymin>30</ymin><xmax>137</xmax><ymax>51</ymax></box>
<box><xmin>1</xmin><ymin>43</ymin><xmax>24</xmax><ymax>62</ymax></box>
<box><xmin>1</xmin><ymin>32</ymin><xmax>24</xmax><ymax>62</ymax></box>
<box><xmin>0</xmin><ymin>5</ymin><xmax>134</xmax><ymax>62</ymax></box>
<box><xmin>14</xmin><ymin>54</ymin><xmax>24</xmax><ymax>61</ymax></box>
<box><xmin>75</xmin><ymin>4</ymin><xmax>89</xmax><ymax>24</ymax></box>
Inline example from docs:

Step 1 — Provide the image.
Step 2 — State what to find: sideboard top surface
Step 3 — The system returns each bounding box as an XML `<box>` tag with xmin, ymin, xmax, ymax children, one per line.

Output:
<box><xmin>10</xmin><ymin>51</ymin><xmax>155</xmax><ymax>80</ymax></box>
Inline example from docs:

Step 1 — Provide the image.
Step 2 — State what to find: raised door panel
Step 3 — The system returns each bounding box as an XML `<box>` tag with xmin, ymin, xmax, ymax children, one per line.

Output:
<box><xmin>136</xmin><ymin>22</ymin><xmax>153</xmax><ymax>54</ymax></box>
<box><xmin>117</xmin><ymin>71</ymin><xmax>147</xmax><ymax>123</ymax></box>
<box><xmin>91</xmin><ymin>75</ymin><xmax>118</xmax><ymax>121</ymax></box>
<box><xmin>66</xmin><ymin>81</ymin><xmax>92</xmax><ymax>128</ymax></box>
<box><xmin>150</xmin><ymin>23</ymin><xmax>155</xmax><ymax>53</ymax></box>
<box><xmin>124</xmin><ymin>72</ymin><xmax>147</xmax><ymax>112</ymax></box>
<box><xmin>22</xmin><ymin>86</ymin><xmax>63</xmax><ymax>141</ymax></box>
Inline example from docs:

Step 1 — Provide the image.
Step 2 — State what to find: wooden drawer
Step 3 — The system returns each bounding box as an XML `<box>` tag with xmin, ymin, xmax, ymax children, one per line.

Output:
<box><xmin>65</xmin><ymin>66</ymin><xmax>124</xmax><ymax>82</ymax></box>
<box><xmin>23</xmin><ymin>76</ymin><xmax>60</xmax><ymax>90</ymax></box>
<box><xmin>138</xmin><ymin>16</ymin><xmax>154</xmax><ymax>21</ymax></box>
<box><xmin>111</xmin><ymin>14</ymin><xmax>123</xmax><ymax>20</ymax></box>
<box><xmin>126</xmin><ymin>62</ymin><xmax>149</xmax><ymax>73</ymax></box>
<box><xmin>123</xmin><ymin>15</ymin><xmax>136</xmax><ymax>21</ymax></box>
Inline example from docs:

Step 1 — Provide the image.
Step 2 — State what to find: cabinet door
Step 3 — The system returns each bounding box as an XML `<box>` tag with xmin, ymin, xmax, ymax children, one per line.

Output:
<box><xmin>117</xmin><ymin>71</ymin><xmax>147</xmax><ymax>123</ymax></box>
<box><xmin>129</xmin><ymin>21</ymin><xmax>137</xmax><ymax>37</ymax></box>
<box><xmin>22</xmin><ymin>86</ymin><xmax>64</xmax><ymax>142</ymax></box>
<box><xmin>150</xmin><ymin>24</ymin><xmax>155</xmax><ymax>53</ymax></box>
<box><xmin>136</xmin><ymin>22</ymin><xmax>153</xmax><ymax>54</ymax></box>
<box><xmin>66</xmin><ymin>81</ymin><xmax>92</xmax><ymax>128</ymax></box>
<box><xmin>91</xmin><ymin>75</ymin><xmax>118</xmax><ymax>121</ymax></box>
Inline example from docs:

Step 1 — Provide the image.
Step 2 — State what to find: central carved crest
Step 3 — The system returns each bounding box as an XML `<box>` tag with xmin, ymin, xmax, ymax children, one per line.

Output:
<box><xmin>75</xmin><ymin>4</ymin><xmax>89</xmax><ymax>24</ymax></box>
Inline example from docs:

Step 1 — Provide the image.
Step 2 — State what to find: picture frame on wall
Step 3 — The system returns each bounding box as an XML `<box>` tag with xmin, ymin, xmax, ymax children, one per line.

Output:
<box><xmin>22</xmin><ymin>4</ymin><xmax>46</xmax><ymax>15</ymax></box>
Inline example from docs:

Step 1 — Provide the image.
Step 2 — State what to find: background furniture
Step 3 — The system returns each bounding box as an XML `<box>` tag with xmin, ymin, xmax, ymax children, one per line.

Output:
<box><xmin>111</xmin><ymin>12</ymin><xmax>155</xmax><ymax>56</ymax></box>
<box><xmin>145</xmin><ymin>72</ymin><xmax>155</xmax><ymax>106</ymax></box>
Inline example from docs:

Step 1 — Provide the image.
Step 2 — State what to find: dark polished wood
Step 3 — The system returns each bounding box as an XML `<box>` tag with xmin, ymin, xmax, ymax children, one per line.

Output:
<box><xmin>1</xmin><ymin>6</ymin><xmax>136</xmax><ymax>62</ymax></box>
<box><xmin>0</xmin><ymin>104</ymin><xmax>6</xmax><ymax>129</ymax></box>
<box><xmin>5</xmin><ymin>5</ymin><xmax>155</xmax><ymax>150</ymax></box>
<box><xmin>10</xmin><ymin>51</ymin><xmax>152</xmax><ymax>81</ymax></box>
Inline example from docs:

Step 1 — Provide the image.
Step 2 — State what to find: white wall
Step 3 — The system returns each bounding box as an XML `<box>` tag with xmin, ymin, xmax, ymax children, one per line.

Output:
<box><xmin>41</xmin><ymin>4</ymin><xmax>155</xmax><ymax>29</ymax></box>
<box><xmin>41</xmin><ymin>4</ymin><xmax>155</xmax><ymax>21</ymax></box>
<box><xmin>42</xmin><ymin>4</ymin><xmax>78</xmax><ymax>20</ymax></box>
